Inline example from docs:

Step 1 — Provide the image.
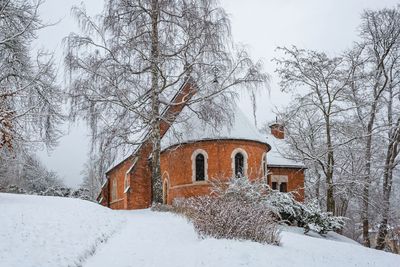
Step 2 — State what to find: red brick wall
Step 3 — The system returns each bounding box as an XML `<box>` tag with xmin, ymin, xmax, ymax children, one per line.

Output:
<box><xmin>126</xmin><ymin>142</ymin><xmax>152</xmax><ymax>209</ymax></box>
<box><xmin>107</xmin><ymin>157</ymin><xmax>134</xmax><ymax>210</ymax></box>
<box><xmin>160</xmin><ymin>139</ymin><xmax>269</xmax><ymax>204</ymax></box>
<box><xmin>100</xmin><ymin>139</ymin><xmax>305</xmax><ymax>209</ymax></box>
<box><xmin>267</xmin><ymin>167</ymin><xmax>305</xmax><ymax>201</ymax></box>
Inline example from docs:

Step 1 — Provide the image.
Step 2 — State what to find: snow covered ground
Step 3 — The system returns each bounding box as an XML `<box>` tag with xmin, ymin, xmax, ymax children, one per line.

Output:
<box><xmin>1</xmin><ymin>193</ymin><xmax>399</xmax><ymax>267</ymax></box>
<box><xmin>0</xmin><ymin>193</ymin><xmax>125</xmax><ymax>267</ymax></box>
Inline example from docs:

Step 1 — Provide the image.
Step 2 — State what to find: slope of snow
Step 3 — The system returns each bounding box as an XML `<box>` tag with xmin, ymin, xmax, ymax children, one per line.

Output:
<box><xmin>0</xmin><ymin>193</ymin><xmax>125</xmax><ymax>267</ymax></box>
<box><xmin>84</xmin><ymin>210</ymin><xmax>400</xmax><ymax>267</ymax></box>
<box><xmin>1</xmin><ymin>193</ymin><xmax>399</xmax><ymax>267</ymax></box>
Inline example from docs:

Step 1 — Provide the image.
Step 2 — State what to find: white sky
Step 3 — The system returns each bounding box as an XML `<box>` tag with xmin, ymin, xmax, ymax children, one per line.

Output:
<box><xmin>36</xmin><ymin>0</ymin><xmax>398</xmax><ymax>187</ymax></box>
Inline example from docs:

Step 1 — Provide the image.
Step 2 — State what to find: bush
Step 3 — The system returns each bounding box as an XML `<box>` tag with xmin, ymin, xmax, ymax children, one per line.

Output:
<box><xmin>174</xmin><ymin>177</ymin><xmax>281</xmax><ymax>245</ymax></box>
<box><xmin>176</xmin><ymin>195</ymin><xmax>280</xmax><ymax>245</ymax></box>
<box><xmin>174</xmin><ymin>176</ymin><xmax>345</xmax><ymax>239</ymax></box>
<box><xmin>264</xmin><ymin>187</ymin><xmax>346</xmax><ymax>235</ymax></box>
<box><xmin>301</xmin><ymin>200</ymin><xmax>346</xmax><ymax>235</ymax></box>
<box><xmin>0</xmin><ymin>184</ymin><xmax>26</xmax><ymax>194</ymax></box>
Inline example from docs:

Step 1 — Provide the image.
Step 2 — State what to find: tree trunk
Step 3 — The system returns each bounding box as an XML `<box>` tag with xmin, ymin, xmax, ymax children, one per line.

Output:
<box><xmin>375</xmin><ymin>150</ymin><xmax>395</xmax><ymax>249</ymax></box>
<box><xmin>150</xmin><ymin>0</ymin><xmax>162</xmax><ymax>204</ymax></box>
<box><xmin>325</xmin><ymin>118</ymin><xmax>335</xmax><ymax>214</ymax></box>
<box><xmin>376</xmin><ymin>128</ymin><xmax>399</xmax><ymax>249</ymax></box>
<box><xmin>362</xmin><ymin>132</ymin><xmax>372</xmax><ymax>247</ymax></box>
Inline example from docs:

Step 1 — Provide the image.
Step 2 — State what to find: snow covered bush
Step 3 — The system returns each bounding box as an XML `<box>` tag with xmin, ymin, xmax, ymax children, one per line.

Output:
<box><xmin>175</xmin><ymin>195</ymin><xmax>280</xmax><ymax>245</ymax></box>
<box><xmin>40</xmin><ymin>186</ymin><xmax>92</xmax><ymax>201</ymax></box>
<box><xmin>174</xmin><ymin>176</ymin><xmax>345</xmax><ymax>239</ymax></box>
<box><xmin>265</xmin><ymin>189</ymin><xmax>346</xmax><ymax>235</ymax></box>
<box><xmin>301</xmin><ymin>200</ymin><xmax>346</xmax><ymax>235</ymax></box>
<box><xmin>0</xmin><ymin>184</ymin><xmax>26</xmax><ymax>194</ymax></box>
<box><xmin>174</xmin><ymin>177</ymin><xmax>281</xmax><ymax>245</ymax></box>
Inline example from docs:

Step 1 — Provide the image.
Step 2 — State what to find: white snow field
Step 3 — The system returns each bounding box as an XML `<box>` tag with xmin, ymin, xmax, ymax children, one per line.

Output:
<box><xmin>1</xmin><ymin>193</ymin><xmax>400</xmax><ymax>267</ymax></box>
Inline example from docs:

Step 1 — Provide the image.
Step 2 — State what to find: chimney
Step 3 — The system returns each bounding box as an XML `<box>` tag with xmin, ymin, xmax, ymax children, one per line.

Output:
<box><xmin>269</xmin><ymin>117</ymin><xmax>284</xmax><ymax>139</ymax></box>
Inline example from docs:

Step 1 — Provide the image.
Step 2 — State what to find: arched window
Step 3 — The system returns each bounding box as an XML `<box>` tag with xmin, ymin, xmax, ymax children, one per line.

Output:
<box><xmin>195</xmin><ymin>154</ymin><xmax>205</xmax><ymax>181</ymax></box>
<box><xmin>191</xmin><ymin>149</ymin><xmax>208</xmax><ymax>182</ymax></box>
<box><xmin>231</xmin><ymin>148</ymin><xmax>248</xmax><ymax>177</ymax></box>
<box><xmin>234</xmin><ymin>152</ymin><xmax>244</xmax><ymax>177</ymax></box>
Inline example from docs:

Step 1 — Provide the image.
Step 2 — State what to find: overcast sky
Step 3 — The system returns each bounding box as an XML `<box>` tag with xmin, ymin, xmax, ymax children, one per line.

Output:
<box><xmin>36</xmin><ymin>0</ymin><xmax>398</xmax><ymax>187</ymax></box>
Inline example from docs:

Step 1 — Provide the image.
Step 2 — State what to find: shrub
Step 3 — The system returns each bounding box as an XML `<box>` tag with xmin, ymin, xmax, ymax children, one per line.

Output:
<box><xmin>174</xmin><ymin>177</ymin><xmax>281</xmax><ymax>245</ymax></box>
<box><xmin>176</xmin><ymin>196</ymin><xmax>280</xmax><ymax>245</ymax></box>
<box><xmin>301</xmin><ymin>200</ymin><xmax>346</xmax><ymax>235</ymax></box>
<box><xmin>0</xmin><ymin>184</ymin><xmax>26</xmax><ymax>194</ymax></box>
<box><xmin>174</xmin><ymin>176</ymin><xmax>345</xmax><ymax>239</ymax></box>
<box><xmin>264</xmin><ymin>188</ymin><xmax>346</xmax><ymax>235</ymax></box>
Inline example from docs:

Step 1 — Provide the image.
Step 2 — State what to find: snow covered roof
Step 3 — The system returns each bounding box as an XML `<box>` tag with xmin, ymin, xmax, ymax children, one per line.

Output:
<box><xmin>161</xmin><ymin>106</ymin><xmax>269</xmax><ymax>150</ymax></box>
<box><xmin>266</xmin><ymin>134</ymin><xmax>305</xmax><ymax>169</ymax></box>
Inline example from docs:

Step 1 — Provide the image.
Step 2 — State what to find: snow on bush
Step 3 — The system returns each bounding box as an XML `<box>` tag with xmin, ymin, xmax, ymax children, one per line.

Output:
<box><xmin>265</xmin><ymin>191</ymin><xmax>346</xmax><ymax>235</ymax></box>
<box><xmin>174</xmin><ymin>177</ymin><xmax>281</xmax><ymax>245</ymax></box>
<box><xmin>175</xmin><ymin>196</ymin><xmax>280</xmax><ymax>245</ymax></box>
<box><xmin>174</xmin><ymin>176</ymin><xmax>345</xmax><ymax>239</ymax></box>
<box><xmin>0</xmin><ymin>184</ymin><xmax>93</xmax><ymax>201</ymax></box>
<box><xmin>301</xmin><ymin>200</ymin><xmax>346</xmax><ymax>235</ymax></box>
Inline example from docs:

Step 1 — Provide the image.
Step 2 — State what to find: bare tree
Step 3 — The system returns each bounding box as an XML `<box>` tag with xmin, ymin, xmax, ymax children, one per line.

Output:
<box><xmin>274</xmin><ymin>47</ymin><xmax>353</xmax><ymax>214</ymax></box>
<box><xmin>65</xmin><ymin>0</ymin><xmax>268</xmax><ymax>203</ymax></box>
<box><xmin>346</xmin><ymin>7</ymin><xmax>400</xmax><ymax>247</ymax></box>
<box><xmin>375</xmin><ymin>47</ymin><xmax>400</xmax><ymax>250</ymax></box>
<box><xmin>0</xmin><ymin>0</ymin><xmax>63</xmax><ymax>151</ymax></box>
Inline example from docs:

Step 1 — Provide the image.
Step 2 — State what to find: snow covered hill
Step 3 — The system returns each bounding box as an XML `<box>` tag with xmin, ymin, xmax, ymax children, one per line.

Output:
<box><xmin>1</xmin><ymin>193</ymin><xmax>399</xmax><ymax>267</ymax></box>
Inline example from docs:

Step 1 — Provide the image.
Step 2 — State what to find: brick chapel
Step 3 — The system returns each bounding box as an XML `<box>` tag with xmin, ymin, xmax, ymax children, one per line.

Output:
<box><xmin>97</xmin><ymin>81</ymin><xmax>305</xmax><ymax>209</ymax></box>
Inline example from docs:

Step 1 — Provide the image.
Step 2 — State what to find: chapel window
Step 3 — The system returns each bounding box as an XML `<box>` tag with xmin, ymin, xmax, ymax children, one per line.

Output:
<box><xmin>234</xmin><ymin>152</ymin><xmax>245</xmax><ymax>177</ymax></box>
<box><xmin>195</xmin><ymin>153</ymin><xmax>205</xmax><ymax>181</ymax></box>
<box><xmin>272</xmin><ymin>182</ymin><xmax>278</xmax><ymax>190</ymax></box>
<box><xmin>270</xmin><ymin>175</ymin><xmax>289</xmax><ymax>193</ymax></box>
<box><xmin>280</xmin><ymin>182</ymin><xmax>287</xmax><ymax>193</ymax></box>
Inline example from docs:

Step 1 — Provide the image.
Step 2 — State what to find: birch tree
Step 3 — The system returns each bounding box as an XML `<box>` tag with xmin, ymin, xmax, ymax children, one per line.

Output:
<box><xmin>0</xmin><ymin>0</ymin><xmax>63</xmax><ymax>151</ymax></box>
<box><xmin>65</xmin><ymin>0</ymin><xmax>268</xmax><ymax>203</ymax></box>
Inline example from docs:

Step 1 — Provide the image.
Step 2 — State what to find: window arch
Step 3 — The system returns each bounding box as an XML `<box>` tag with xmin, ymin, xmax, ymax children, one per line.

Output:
<box><xmin>191</xmin><ymin>149</ymin><xmax>208</xmax><ymax>182</ymax></box>
<box><xmin>231</xmin><ymin>148</ymin><xmax>248</xmax><ymax>177</ymax></box>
